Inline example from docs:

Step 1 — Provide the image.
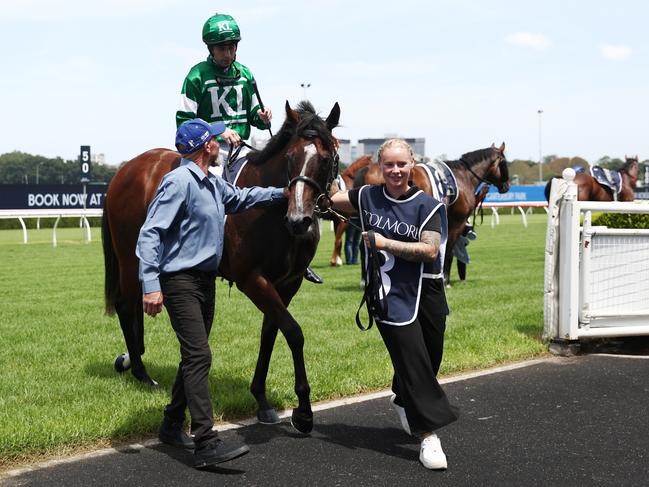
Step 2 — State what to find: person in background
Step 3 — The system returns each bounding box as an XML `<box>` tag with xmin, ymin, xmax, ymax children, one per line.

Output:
<box><xmin>453</xmin><ymin>183</ymin><xmax>489</xmax><ymax>281</ymax></box>
<box><xmin>344</xmin><ymin>215</ymin><xmax>361</xmax><ymax>265</ymax></box>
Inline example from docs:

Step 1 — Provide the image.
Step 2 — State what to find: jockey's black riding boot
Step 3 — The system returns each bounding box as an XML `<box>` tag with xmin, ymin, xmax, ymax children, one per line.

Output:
<box><xmin>304</xmin><ymin>266</ymin><xmax>323</xmax><ymax>284</ymax></box>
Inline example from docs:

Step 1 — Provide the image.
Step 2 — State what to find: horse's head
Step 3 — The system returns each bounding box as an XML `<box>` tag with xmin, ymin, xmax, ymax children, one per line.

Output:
<box><xmin>458</xmin><ymin>142</ymin><xmax>509</xmax><ymax>194</ymax></box>
<box><xmin>623</xmin><ymin>155</ymin><xmax>640</xmax><ymax>182</ymax></box>
<box><xmin>487</xmin><ymin>142</ymin><xmax>510</xmax><ymax>193</ymax></box>
<box><xmin>284</xmin><ymin>101</ymin><xmax>340</xmax><ymax>236</ymax></box>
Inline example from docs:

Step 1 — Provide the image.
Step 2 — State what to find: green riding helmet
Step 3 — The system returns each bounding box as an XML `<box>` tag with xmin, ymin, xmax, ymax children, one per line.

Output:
<box><xmin>202</xmin><ymin>13</ymin><xmax>241</xmax><ymax>45</ymax></box>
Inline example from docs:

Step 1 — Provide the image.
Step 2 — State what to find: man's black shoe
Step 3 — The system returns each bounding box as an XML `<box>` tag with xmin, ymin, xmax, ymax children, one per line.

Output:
<box><xmin>159</xmin><ymin>421</ymin><xmax>195</xmax><ymax>450</ymax></box>
<box><xmin>304</xmin><ymin>266</ymin><xmax>323</xmax><ymax>284</ymax></box>
<box><xmin>193</xmin><ymin>438</ymin><xmax>250</xmax><ymax>468</ymax></box>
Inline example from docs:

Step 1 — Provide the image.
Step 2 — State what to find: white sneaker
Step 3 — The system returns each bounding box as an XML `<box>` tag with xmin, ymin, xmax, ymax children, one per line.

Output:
<box><xmin>419</xmin><ymin>434</ymin><xmax>447</xmax><ymax>470</ymax></box>
<box><xmin>389</xmin><ymin>394</ymin><xmax>411</xmax><ymax>435</ymax></box>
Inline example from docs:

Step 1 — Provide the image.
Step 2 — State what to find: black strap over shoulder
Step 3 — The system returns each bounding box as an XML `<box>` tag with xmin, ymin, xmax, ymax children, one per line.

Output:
<box><xmin>355</xmin><ymin>230</ymin><xmax>389</xmax><ymax>331</ymax></box>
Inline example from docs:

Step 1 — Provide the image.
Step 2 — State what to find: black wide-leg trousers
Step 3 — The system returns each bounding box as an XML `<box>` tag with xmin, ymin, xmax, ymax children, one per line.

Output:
<box><xmin>377</xmin><ymin>287</ymin><xmax>459</xmax><ymax>435</ymax></box>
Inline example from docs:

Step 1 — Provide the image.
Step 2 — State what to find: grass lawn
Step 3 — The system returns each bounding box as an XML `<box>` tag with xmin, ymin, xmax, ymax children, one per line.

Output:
<box><xmin>0</xmin><ymin>213</ymin><xmax>548</xmax><ymax>469</ymax></box>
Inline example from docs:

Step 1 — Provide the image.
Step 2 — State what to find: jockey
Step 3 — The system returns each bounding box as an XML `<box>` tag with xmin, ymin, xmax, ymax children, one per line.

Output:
<box><xmin>176</xmin><ymin>13</ymin><xmax>323</xmax><ymax>284</ymax></box>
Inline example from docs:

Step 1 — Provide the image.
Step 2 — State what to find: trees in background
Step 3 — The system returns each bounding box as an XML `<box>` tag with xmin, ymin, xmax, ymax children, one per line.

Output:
<box><xmin>0</xmin><ymin>151</ymin><xmax>119</xmax><ymax>184</ymax></box>
<box><xmin>0</xmin><ymin>151</ymin><xmax>645</xmax><ymax>186</ymax></box>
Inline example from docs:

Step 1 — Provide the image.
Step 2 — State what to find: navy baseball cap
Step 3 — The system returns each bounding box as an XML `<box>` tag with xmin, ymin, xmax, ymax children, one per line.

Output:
<box><xmin>175</xmin><ymin>119</ymin><xmax>226</xmax><ymax>155</ymax></box>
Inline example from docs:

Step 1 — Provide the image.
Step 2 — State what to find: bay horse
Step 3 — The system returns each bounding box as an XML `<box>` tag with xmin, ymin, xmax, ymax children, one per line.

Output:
<box><xmin>361</xmin><ymin>143</ymin><xmax>510</xmax><ymax>283</ymax></box>
<box><xmin>102</xmin><ymin>101</ymin><xmax>341</xmax><ymax>433</ymax></box>
<box><xmin>329</xmin><ymin>155</ymin><xmax>373</xmax><ymax>266</ymax></box>
<box><xmin>544</xmin><ymin>155</ymin><xmax>639</xmax><ymax>202</ymax></box>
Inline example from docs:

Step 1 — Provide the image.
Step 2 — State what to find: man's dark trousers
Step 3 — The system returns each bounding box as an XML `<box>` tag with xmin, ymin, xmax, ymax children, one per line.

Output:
<box><xmin>160</xmin><ymin>269</ymin><xmax>218</xmax><ymax>447</ymax></box>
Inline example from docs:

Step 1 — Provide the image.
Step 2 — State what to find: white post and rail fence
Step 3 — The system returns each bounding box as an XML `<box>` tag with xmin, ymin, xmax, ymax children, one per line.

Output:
<box><xmin>544</xmin><ymin>168</ymin><xmax>649</xmax><ymax>352</ymax></box>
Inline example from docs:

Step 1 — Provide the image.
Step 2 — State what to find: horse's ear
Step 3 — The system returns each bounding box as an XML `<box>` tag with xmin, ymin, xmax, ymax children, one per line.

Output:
<box><xmin>285</xmin><ymin>101</ymin><xmax>300</xmax><ymax>124</ymax></box>
<box><xmin>325</xmin><ymin>102</ymin><xmax>341</xmax><ymax>131</ymax></box>
<box><xmin>499</xmin><ymin>142</ymin><xmax>506</xmax><ymax>153</ymax></box>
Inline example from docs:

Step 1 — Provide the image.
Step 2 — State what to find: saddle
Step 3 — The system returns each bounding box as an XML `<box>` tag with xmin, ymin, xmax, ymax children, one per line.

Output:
<box><xmin>417</xmin><ymin>161</ymin><xmax>459</xmax><ymax>205</ymax></box>
<box><xmin>590</xmin><ymin>166</ymin><xmax>622</xmax><ymax>196</ymax></box>
<box><xmin>221</xmin><ymin>143</ymin><xmax>253</xmax><ymax>185</ymax></box>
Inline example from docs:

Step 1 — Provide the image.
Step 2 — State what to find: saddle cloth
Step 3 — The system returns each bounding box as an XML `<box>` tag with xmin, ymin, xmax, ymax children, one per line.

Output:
<box><xmin>590</xmin><ymin>166</ymin><xmax>622</xmax><ymax>195</ymax></box>
<box><xmin>417</xmin><ymin>161</ymin><xmax>459</xmax><ymax>205</ymax></box>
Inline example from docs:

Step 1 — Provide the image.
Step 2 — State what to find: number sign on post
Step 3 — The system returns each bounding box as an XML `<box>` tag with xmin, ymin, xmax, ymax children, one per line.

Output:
<box><xmin>80</xmin><ymin>145</ymin><xmax>92</xmax><ymax>183</ymax></box>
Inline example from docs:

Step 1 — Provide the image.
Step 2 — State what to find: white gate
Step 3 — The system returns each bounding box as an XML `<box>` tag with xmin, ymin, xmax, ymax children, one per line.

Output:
<box><xmin>544</xmin><ymin>169</ymin><xmax>649</xmax><ymax>342</ymax></box>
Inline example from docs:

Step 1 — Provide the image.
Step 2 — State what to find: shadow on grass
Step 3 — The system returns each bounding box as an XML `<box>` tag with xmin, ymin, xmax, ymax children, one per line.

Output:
<box><xmin>514</xmin><ymin>322</ymin><xmax>544</xmax><ymax>341</ymax></box>
<box><xmin>84</xmin><ymin>360</ymin><xmax>178</xmax><ymax>387</ymax></box>
<box><xmin>332</xmin><ymin>284</ymin><xmax>365</xmax><ymax>292</ymax></box>
<box><xmin>85</xmin><ymin>356</ymin><xmax>297</xmax><ymax>416</ymax></box>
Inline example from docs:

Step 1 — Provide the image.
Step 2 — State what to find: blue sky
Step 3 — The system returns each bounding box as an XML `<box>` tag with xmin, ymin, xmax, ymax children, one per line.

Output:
<box><xmin>1</xmin><ymin>0</ymin><xmax>647</xmax><ymax>165</ymax></box>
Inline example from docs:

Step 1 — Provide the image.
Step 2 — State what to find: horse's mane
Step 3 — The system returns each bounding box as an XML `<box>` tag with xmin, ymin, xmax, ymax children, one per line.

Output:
<box><xmin>248</xmin><ymin>101</ymin><xmax>336</xmax><ymax>165</ymax></box>
<box><xmin>342</xmin><ymin>154</ymin><xmax>373</xmax><ymax>177</ymax></box>
<box><xmin>445</xmin><ymin>147</ymin><xmax>496</xmax><ymax>170</ymax></box>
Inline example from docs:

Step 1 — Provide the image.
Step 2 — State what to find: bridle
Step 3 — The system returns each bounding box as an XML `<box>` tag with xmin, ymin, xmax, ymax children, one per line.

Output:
<box><xmin>286</xmin><ymin>128</ymin><xmax>340</xmax><ymax>214</ymax></box>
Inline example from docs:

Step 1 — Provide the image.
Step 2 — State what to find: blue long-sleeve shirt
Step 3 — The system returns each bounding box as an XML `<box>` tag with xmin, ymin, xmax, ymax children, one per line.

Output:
<box><xmin>136</xmin><ymin>158</ymin><xmax>285</xmax><ymax>293</ymax></box>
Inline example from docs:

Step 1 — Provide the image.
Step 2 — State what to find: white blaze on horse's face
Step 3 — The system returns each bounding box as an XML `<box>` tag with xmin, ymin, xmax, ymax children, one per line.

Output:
<box><xmin>294</xmin><ymin>143</ymin><xmax>318</xmax><ymax>214</ymax></box>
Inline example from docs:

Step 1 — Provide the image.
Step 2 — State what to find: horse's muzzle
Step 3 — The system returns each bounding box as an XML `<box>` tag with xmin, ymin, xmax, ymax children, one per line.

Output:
<box><xmin>285</xmin><ymin>215</ymin><xmax>313</xmax><ymax>236</ymax></box>
<box><xmin>498</xmin><ymin>182</ymin><xmax>510</xmax><ymax>194</ymax></box>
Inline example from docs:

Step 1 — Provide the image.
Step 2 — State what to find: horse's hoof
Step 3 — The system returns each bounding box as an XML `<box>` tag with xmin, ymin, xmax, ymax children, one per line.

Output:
<box><xmin>114</xmin><ymin>353</ymin><xmax>131</xmax><ymax>373</ymax></box>
<box><xmin>290</xmin><ymin>408</ymin><xmax>313</xmax><ymax>435</ymax></box>
<box><xmin>131</xmin><ymin>368</ymin><xmax>159</xmax><ymax>387</ymax></box>
<box><xmin>257</xmin><ymin>408</ymin><xmax>281</xmax><ymax>424</ymax></box>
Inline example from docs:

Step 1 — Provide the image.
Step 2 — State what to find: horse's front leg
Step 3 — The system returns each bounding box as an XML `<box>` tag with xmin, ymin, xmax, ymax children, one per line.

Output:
<box><xmin>239</xmin><ymin>274</ymin><xmax>313</xmax><ymax>434</ymax></box>
<box><xmin>330</xmin><ymin>219</ymin><xmax>347</xmax><ymax>266</ymax></box>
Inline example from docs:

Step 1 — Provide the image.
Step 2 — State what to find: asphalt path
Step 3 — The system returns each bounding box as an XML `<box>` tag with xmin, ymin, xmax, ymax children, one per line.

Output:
<box><xmin>2</xmin><ymin>354</ymin><xmax>648</xmax><ymax>487</ymax></box>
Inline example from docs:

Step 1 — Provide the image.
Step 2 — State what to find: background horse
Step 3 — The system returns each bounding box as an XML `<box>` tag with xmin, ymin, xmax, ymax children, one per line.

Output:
<box><xmin>328</xmin><ymin>155</ymin><xmax>372</xmax><ymax>266</ymax></box>
<box><xmin>102</xmin><ymin>101</ymin><xmax>340</xmax><ymax>433</ymax></box>
<box><xmin>361</xmin><ymin>143</ymin><xmax>510</xmax><ymax>283</ymax></box>
<box><xmin>544</xmin><ymin>155</ymin><xmax>639</xmax><ymax>202</ymax></box>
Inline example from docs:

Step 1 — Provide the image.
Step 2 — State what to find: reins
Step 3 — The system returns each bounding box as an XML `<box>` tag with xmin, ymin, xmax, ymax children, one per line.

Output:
<box><xmin>460</xmin><ymin>157</ymin><xmax>494</xmax><ymax>186</ymax></box>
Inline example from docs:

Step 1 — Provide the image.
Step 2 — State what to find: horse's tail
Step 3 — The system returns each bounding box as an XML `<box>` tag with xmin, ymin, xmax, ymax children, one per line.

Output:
<box><xmin>544</xmin><ymin>178</ymin><xmax>556</xmax><ymax>202</ymax></box>
<box><xmin>102</xmin><ymin>200</ymin><xmax>120</xmax><ymax>316</ymax></box>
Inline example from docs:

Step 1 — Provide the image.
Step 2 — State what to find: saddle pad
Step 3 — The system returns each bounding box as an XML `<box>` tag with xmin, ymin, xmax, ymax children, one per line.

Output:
<box><xmin>590</xmin><ymin>166</ymin><xmax>621</xmax><ymax>194</ymax></box>
<box><xmin>418</xmin><ymin>161</ymin><xmax>459</xmax><ymax>205</ymax></box>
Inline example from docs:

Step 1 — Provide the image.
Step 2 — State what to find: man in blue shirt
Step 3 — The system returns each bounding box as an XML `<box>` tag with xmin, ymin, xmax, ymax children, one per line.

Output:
<box><xmin>136</xmin><ymin>118</ymin><xmax>286</xmax><ymax>469</ymax></box>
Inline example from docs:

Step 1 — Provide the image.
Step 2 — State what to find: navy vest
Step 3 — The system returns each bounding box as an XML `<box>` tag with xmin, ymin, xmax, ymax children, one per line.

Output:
<box><xmin>358</xmin><ymin>185</ymin><xmax>447</xmax><ymax>326</ymax></box>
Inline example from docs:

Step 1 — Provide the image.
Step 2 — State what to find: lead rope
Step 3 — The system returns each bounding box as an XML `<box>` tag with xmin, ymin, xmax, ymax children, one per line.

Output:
<box><xmin>354</xmin><ymin>230</ymin><xmax>389</xmax><ymax>331</ymax></box>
